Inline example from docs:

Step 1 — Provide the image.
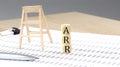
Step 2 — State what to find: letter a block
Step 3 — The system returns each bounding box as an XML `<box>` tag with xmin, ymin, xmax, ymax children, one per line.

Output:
<box><xmin>61</xmin><ymin>24</ymin><xmax>71</xmax><ymax>53</ymax></box>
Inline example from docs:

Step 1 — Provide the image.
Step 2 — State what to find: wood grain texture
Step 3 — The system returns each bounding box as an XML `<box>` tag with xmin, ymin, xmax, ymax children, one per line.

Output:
<box><xmin>0</xmin><ymin>12</ymin><xmax>120</xmax><ymax>35</ymax></box>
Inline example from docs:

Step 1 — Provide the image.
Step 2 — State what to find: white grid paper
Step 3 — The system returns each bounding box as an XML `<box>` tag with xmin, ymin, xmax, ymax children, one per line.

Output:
<box><xmin>0</xmin><ymin>27</ymin><xmax>120</xmax><ymax>67</ymax></box>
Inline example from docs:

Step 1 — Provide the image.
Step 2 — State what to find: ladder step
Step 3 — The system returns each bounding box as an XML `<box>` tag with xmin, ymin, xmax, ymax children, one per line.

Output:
<box><xmin>21</xmin><ymin>35</ymin><xmax>41</xmax><ymax>37</ymax></box>
<box><xmin>23</xmin><ymin>20</ymin><xmax>40</xmax><ymax>24</ymax></box>
<box><xmin>29</xmin><ymin>31</ymin><xmax>48</xmax><ymax>34</ymax></box>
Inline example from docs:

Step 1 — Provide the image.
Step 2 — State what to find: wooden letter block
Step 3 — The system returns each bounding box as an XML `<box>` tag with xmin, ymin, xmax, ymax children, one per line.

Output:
<box><xmin>62</xmin><ymin>35</ymin><xmax>71</xmax><ymax>44</ymax></box>
<box><xmin>61</xmin><ymin>24</ymin><xmax>71</xmax><ymax>35</ymax></box>
<box><xmin>61</xmin><ymin>24</ymin><xmax>71</xmax><ymax>53</ymax></box>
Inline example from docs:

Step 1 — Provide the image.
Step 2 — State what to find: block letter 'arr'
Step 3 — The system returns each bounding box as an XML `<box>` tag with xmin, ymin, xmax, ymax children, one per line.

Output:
<box><xmin>61</xmin><ymin>24</ymin><xmax>71</xmax><ymax>53</ymax></box>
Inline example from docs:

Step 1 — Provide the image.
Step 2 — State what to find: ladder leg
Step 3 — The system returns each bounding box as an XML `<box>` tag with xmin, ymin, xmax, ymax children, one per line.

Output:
<box><xmin>26</xmin><ymin>25</ymin><xmax>31</xmax><ymax>43</ymax></box>
<box><xmin>19</xmin><ymin>24</ymin><xmax>24</xmax><ymax>48</ymax></box>
<box><xmin>41</xmin><ymin>31</ymin><xmax>44</xmax><ymax>51</ymax></box>
<box><xmin>47</xmin><ymin>30</ymin><xmax>53</xmax><ymax>43</ymax></box>
<box><xmin>19</xmin><ymin>8</ymin><xmax>25</xmax><ymax>48</ymax></box>
<box><xmin>40</xmin><ymin>24</ymin><xmax>44</xmax><ymax>51</ymax></box>
<box><xmin>42</xmin><ymin>9</ymin><xmax>53</xmax><ymax>43</ymax></box>
<box><xmin>39</xmin><ymin>8</ymin><xmax>44</xmax><ymax>51</ymax></box>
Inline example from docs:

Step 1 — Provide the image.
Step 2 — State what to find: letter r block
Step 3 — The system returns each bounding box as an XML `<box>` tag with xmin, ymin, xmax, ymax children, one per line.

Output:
<box><xmin>62</xmin><ymin>35</ymin><xmax>71</xmax><ymax>44</ymax></box>
<box><xmin>62</xmin><ymin>45</ymin><xmax>71</xmax><ymax>53</ymax></box>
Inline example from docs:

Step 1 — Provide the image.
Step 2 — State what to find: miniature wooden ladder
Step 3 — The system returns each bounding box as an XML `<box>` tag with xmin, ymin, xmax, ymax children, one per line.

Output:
<box><xmin>19</xmin><ymin>5</ymin><xmax>53</xmax><ymax>51</ymax></box>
